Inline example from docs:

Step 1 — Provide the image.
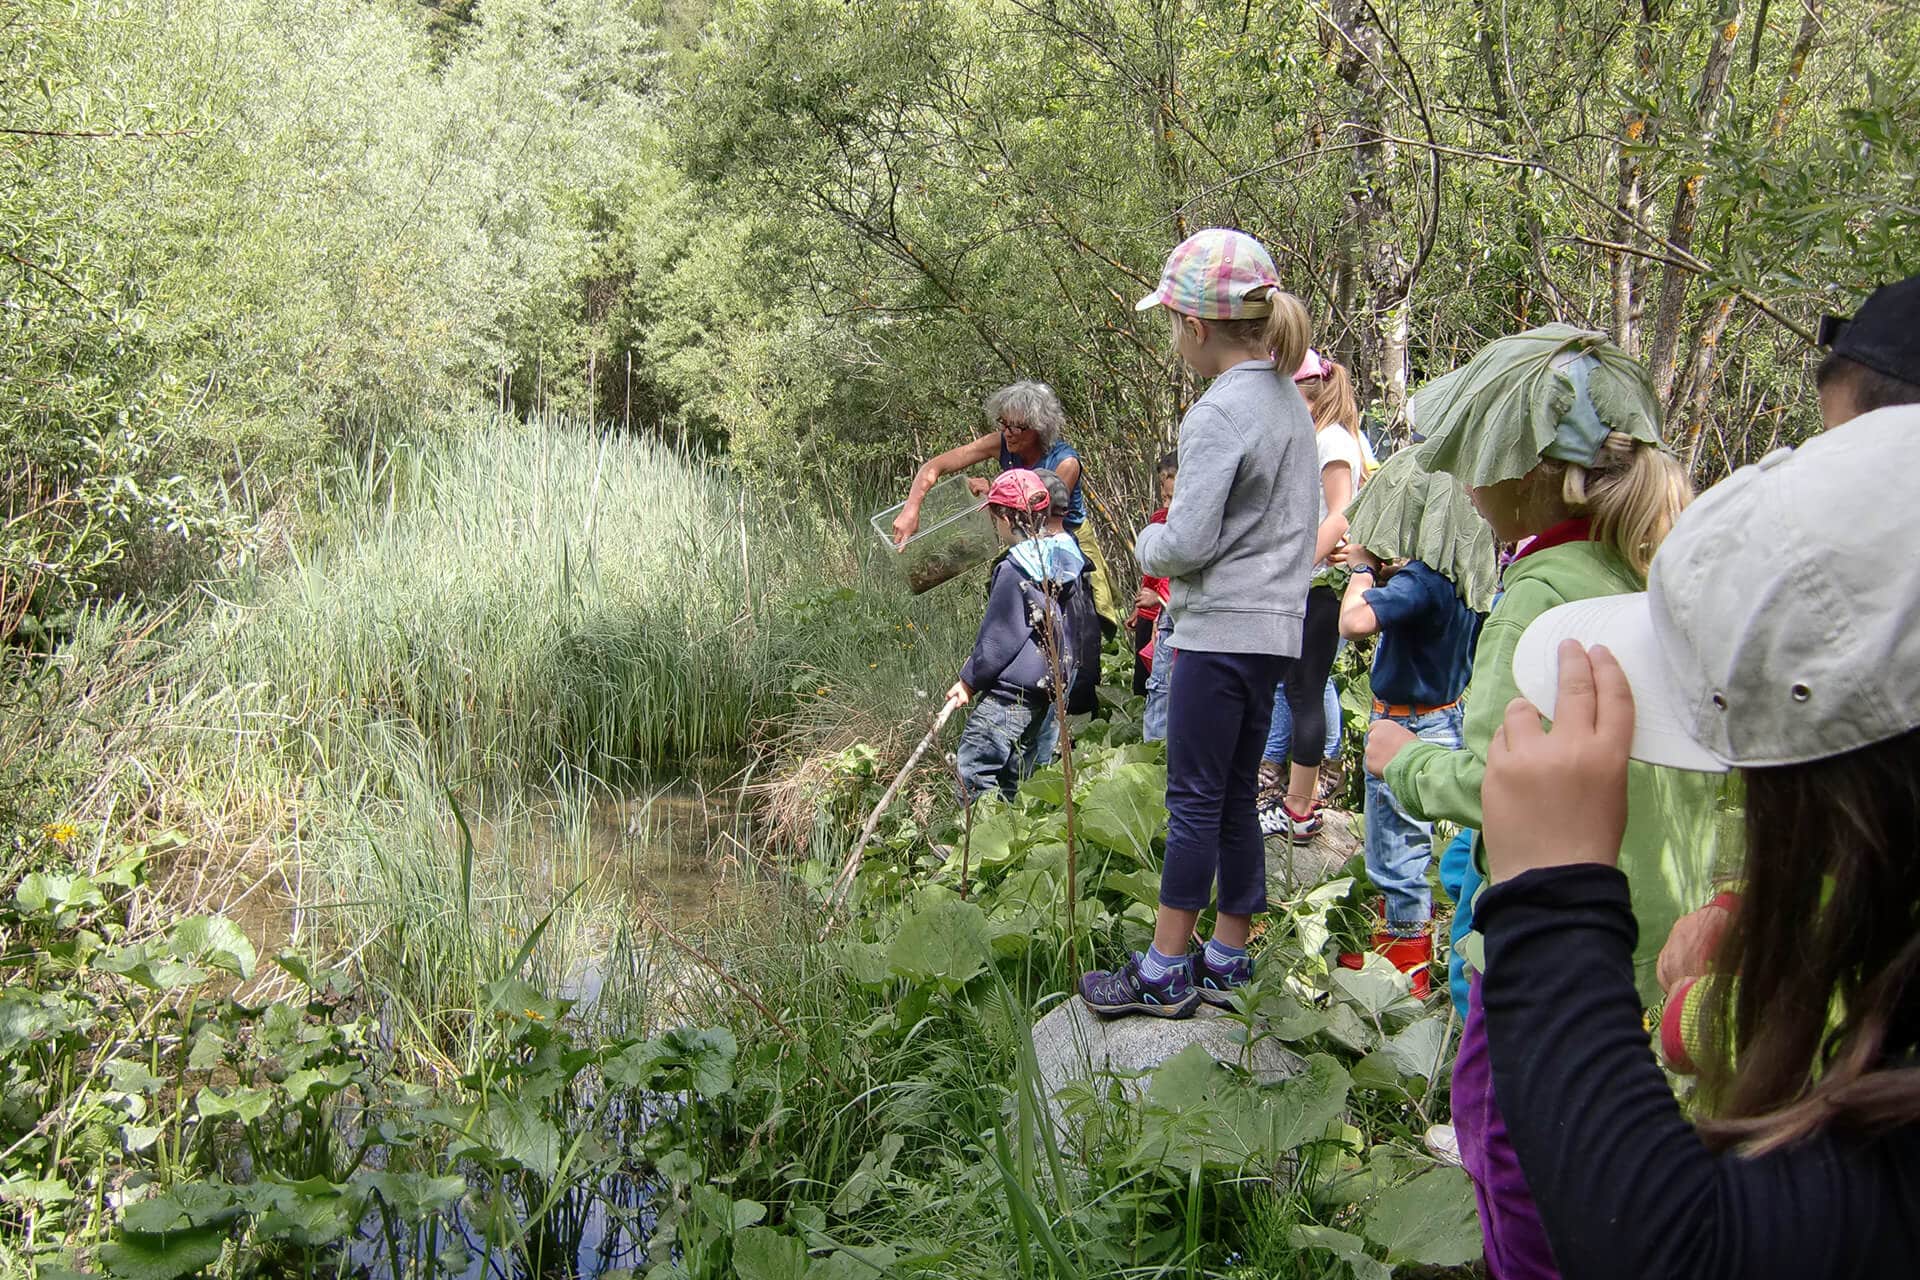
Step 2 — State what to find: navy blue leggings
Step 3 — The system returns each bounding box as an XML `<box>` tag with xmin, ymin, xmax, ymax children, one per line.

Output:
<box><xmin>1161</xmin><ymin>648</ymin><xmax>1289</xmax><ymax>916</ymax></box>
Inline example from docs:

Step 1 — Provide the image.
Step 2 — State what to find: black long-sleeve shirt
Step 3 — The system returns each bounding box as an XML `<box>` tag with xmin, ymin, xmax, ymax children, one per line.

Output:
<box><xmin>1477</xmin><ymin>864</ymin><xmax>1920</xmax><ymax>1280</ymax></box>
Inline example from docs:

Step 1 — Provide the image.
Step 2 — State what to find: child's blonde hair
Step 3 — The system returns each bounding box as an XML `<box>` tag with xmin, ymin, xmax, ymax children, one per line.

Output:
<box><xmin>1204</xmin><ymin>287</ymin><xmax>1312</xmax><ymax>387</ymax></box>
<box><xmin>1534</xmin><ymin>433</ymin><xmax>1691</xmax><ymax>578</ymax></box>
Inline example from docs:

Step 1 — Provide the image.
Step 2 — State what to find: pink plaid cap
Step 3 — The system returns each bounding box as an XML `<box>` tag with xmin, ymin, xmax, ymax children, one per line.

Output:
<box><xmin>1294</xmin><ymin>348</ymin><xmax>1330</xmax><ymax>382</ymax></box>
<box><xmin>1134</xmin><ymin>228</ymin><xmax>1280</xmax><ymax>320</ymax></box>
<box><xmin>985</xmin><ymin>468</ymin><xmax>1050</xmax><ymax>515</ymax></box>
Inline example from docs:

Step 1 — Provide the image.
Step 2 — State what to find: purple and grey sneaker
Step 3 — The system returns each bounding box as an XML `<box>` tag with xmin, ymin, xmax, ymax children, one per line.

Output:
<box><xmin>1079</xmin><ymin>954</ymin><xmax>1201</xmax><ymax>1019</ymax></box>
<box><xmin>1191</xmin><ymin>948</ymin><xmax>1254</xmax><ymax>1007</ymax></box>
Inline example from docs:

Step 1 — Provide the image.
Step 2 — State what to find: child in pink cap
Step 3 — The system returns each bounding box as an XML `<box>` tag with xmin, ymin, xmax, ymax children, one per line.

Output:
<box><xmin>1079</xmin><ymin>229</ymin><xmax>1321</xmax><ymax>1017</ymax></box>
<box><xmin>945</xmin><ymin>470</ymin><xmax>1088</xmax><ymax>803</ymax></box>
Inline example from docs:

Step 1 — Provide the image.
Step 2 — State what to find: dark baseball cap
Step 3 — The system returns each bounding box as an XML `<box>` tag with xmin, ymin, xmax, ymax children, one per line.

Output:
<box><xmin>1818</xmin><ymin>273</ymin><xmax>1920</xmax><ymax>383</ymax></box>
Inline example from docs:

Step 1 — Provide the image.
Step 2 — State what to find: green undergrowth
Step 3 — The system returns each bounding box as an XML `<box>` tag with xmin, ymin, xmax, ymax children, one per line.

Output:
<box><xmin>1</xmin><ymin>419</ymin><xmax>1476</xmax><ymax>1277</ymax></box>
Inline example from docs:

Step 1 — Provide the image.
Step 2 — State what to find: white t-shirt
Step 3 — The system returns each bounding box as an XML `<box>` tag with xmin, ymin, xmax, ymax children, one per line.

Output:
<box><xmin>1314</xmin><ymin>423</ymin><xmax>1365</xmax><ymax>567</ymax></box>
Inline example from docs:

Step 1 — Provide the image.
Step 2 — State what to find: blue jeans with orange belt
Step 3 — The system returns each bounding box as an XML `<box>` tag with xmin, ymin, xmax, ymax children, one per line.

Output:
<box><xmin>1362</xmin><ymin>700</ymin><xmax>1464</xmax><ymax>930</ymax></box>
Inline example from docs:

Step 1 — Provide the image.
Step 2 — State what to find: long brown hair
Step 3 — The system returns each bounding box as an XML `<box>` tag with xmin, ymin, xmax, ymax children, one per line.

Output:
<box><xmin>1697</xmin><ymin>728</ymin><xmax>1920</xmax><ymax>1153</ymax></box>
<box><xmin>1305</xmin><ymin>361</ymin><xmax>1359</xmax><ymax>436</ymax></box>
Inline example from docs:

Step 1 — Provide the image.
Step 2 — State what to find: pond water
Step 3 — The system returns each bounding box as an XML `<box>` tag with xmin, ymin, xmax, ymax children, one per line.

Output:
<box><xmin>349</xmin><ymin>785</ymin><xmax>764</xmax><ymax>1279</ymax></box>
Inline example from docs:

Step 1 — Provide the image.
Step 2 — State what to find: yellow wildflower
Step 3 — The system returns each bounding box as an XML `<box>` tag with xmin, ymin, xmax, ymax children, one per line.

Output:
<box><xmin>42</xmin><ymin>822</ymin><xmax>77</xmax><ymax>844</ymax></box>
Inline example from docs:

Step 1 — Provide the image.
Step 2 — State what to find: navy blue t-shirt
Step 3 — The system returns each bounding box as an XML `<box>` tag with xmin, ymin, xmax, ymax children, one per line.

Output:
<box><xmin>999</xmin><ymin>439</ymin><xmax>1086</xmax><ymax>530</ymax></box>
<box><xmin>1364</xmin><ymin>560</ymin><xmax>1482</xmax><ymax>708</ymax></box>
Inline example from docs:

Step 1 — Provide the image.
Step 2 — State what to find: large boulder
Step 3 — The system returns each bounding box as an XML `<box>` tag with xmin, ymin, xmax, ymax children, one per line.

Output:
<box><xmin>1266</xmin><ymin>806</ymin><xmax>1363</xmax><ymax>891</ymax></box>
<box><xmin>1028</xmin><ymin>996</ymin><xmax>1307</xmax><ymax>1148</ymax></box>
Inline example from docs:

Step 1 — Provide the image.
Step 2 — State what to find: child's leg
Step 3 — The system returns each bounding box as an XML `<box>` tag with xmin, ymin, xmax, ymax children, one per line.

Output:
<box><xmin>1017</xmin><ymin>699</ymin><xmax>1059</xmax><ymax>778</ymax></box>
<box><xmin>1363</xmin><ymin>710</ymin><xmax>1437</xmax><ymax>931</ymax></box>
<box><xmin>1282</xmin><ymin>586</ymin><xmax>1342</xmax><ymax>810</ymax></box>
<box><xmin>1131</xmin><ymin>615</ymin><xmax>1154</xmax><ymax>695</ymax></box>
<box><xmin>1454</xmin><ymin>975</ymin><xmax>1563</xmax><ymax>1279</ymax></box>
<box><xmin>1320</xmin><ymin>671</ymin><xmax>1342</xmax><ymax>762</ymax></box>
<box><xmin>1160</xmin><ymin>649</ymin><xmax>1245</xmax><ymax>914</ymax></box>
<box><xmin>1215</xmin><ymin>653</ymin><xmax>1283</xmax><ymax>923</ymax></box>
<box><xmin>1262</xmin><ymin>684</ymin><xmax>1293</xmax><ymax>765</ymax></box>
<box><xmin>954</xmin><ymin>697</ymin><xmax>1020</xmax><ymax>805</ymax></box>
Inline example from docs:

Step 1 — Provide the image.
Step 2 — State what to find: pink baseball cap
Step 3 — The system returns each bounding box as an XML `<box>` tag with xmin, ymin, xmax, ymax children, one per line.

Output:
<box><xmin>985</xmin><ymin>469</ymin><xmax>1050</xmax><ymax>515</ymax></box>
<box><xmin>1135</xmin><ymin>228</ymin><xmax>1280</xmax><ymax>320</ymax></box>
<box><xmin>1294</xmin><ymin>349</ymin><xmax>1330</xmax><ymax>381</ymax></box>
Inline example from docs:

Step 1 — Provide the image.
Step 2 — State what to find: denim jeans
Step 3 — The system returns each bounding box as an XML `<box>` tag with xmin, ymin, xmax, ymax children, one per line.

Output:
<box><xmin>956</xmin><ymin>693</ymin><xmax>1057</xmax><ymax>803</ymax></box>
<box><xmin>1142</xmin><ymin>610</ymin><xmax>1175</xmax><ymax>743</ymax></box>
<box><xmin>1362</xmin><ymin>703</ymin><xmax>1464</xmax><ymax>928</ymax></box>
<box><xmin>1263</xmin><ymin>674</ymin><xmax>1341</xmax><ymax>765</ymax></box>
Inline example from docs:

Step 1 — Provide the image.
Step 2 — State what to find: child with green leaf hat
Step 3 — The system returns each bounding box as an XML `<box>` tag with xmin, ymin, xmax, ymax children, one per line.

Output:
<box><xmin>1365</xmin><ymin>324</ymin><xmax>1737</xmax><ymax>1280</ymax></box>
<box><xmin>1329</xmin><ymin>449</ymin><xmax>1495</xmax><ymax>997</ymax></box>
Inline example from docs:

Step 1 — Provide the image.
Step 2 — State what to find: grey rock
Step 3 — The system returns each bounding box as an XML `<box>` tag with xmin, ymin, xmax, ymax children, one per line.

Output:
<box><xmin>1266</xmin><ymin>806</ymin><xmax>1363</xmax><ymax>892</ymax></box>
<box><xmin>1028</xmin><ymin>996</ymin><xmax>1308</xmax><ymax>1149</ymax></box>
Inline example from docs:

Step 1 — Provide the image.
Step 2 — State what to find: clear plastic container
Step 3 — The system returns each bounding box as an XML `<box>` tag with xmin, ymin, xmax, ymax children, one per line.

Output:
<box><xmin>870</xmin><ymin>474</ymin><xmax>1002</xmax><ymax>594</ymax></box>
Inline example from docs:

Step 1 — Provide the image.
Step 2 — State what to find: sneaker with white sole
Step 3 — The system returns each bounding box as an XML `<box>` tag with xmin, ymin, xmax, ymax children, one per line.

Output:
<box><xmin>1258</xmin><ymin>798</ymin><xmax>1322</xmax><ymax>838</ymax></box>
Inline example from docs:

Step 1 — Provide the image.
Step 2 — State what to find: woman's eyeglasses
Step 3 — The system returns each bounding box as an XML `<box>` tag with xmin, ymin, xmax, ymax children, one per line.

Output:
<box><xmin>998</xmin><ymin>418</ymin><xmax>1032</xmax><ymax>434</ymax></box>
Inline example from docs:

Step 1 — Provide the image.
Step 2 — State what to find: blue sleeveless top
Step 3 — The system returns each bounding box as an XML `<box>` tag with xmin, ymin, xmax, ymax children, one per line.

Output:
<box><xmin>999</xmin><ymin>438</ymin><xmax>1086</xmax><ymax>530</ymax></box>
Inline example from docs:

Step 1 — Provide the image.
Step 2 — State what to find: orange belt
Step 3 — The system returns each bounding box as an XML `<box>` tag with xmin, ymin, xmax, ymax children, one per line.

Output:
<box><xmin>1373</xmin><ymin>697</ymin><xmax>1461</xmax><ymax>719</ymax></box>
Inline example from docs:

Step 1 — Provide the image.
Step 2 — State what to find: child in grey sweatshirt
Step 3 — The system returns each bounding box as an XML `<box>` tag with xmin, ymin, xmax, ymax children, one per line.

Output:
<box><xmin>1080</xmin><ymin>228</ymin><xmax>1319</xmax><ymax>1019</ymax></box>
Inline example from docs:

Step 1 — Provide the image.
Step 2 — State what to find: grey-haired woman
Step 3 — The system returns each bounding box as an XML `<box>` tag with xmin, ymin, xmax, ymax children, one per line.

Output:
<box><xmin>891</xmin><ymin>380</ymin><xmax>1116</xmax><ymax>625</ymax></box>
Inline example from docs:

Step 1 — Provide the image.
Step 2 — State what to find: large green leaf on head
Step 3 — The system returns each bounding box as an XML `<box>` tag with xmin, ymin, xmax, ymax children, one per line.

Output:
<box><xmin>1409</xmin><ymin>324</ymin><xmax>1665</xmax><ymax>491</ymax></box>
<box><xmin>1341</xmin><ymin>448</ymin><xmax>1499</xmax><ymax>613</ymax></box>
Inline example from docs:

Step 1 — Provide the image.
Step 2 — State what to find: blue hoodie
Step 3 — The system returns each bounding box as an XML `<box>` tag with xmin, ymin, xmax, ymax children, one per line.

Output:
<box><xmin>960</xmin><ymin>535</ymin><xmax>1085</xmax><ymax>698</ymax></box>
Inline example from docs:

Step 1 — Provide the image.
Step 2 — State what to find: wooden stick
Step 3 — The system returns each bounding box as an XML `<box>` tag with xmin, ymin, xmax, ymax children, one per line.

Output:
<box><xmin>826</xmin><ymin>700</ymin><xmax>959</xmax><ymax>916</ymax></box>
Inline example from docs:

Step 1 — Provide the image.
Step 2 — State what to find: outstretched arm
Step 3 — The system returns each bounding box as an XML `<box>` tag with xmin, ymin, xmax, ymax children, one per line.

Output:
<box><xmin>893</xmin><ymin>433</ymin><xmax>1000</xmax><ymax>545</ymax></box>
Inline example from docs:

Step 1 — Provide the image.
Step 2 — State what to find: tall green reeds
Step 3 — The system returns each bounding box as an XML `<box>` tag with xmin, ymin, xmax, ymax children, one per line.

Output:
<box><xmin>212</xmin><ymin>416</ymin><xmax>970</xmax><ymax>789</ymax></box>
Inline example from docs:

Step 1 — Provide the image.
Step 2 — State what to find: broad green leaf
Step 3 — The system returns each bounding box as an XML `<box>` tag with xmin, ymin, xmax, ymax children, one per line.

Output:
<box><xmin>121</xmin><ymin>1182</ymin><xmax>245</xmax><ymax>1233</ymax></box>
<box><xmin>168</xmin><ymin>916</ymin><xmax>256</xmax><ymax>980</ymax></box>
<box><xmin>1383</xmin><ymin>1017</ymin><xmax>1451</xmax><ymax>1081</ymax></box>
<box><xmin>194</xmin><ymin>1086</ymin><xmax>275</xmax><ymax>1125</ymax></box>
<box><xmin>829</xmin><ymin>1133</ymin><xmax>904</xmax><ymax>1215</ymax></box>
<box><xmin>659</xmin><ymin>1026</ymin><xmax>739</xmax><ymax>1098</ymax></box>
<box><xmin>731</xmin><ymin>1225</ymin><xmax>809</xmax><ymax>1280</ymax></box>
<box><xmin>1261</xmin><ymin>1054</ymin><xmax>1355</xmax><ymax>1153</ymax></box>
<box><xmin>0</xmin><ymin>1175</ymin><xmax>73</xmax><ymax>1204</ymax></box>
<box><xmin>885</xmin><ymin>899</ymin><xmax>991</xmax><ymax>992</ymax></box>
<box><xmin>99</xmin><ymin>1229</ymin><xmax>225</xmax><ymax>1280</ymax></box>
<box><xmin>1330</xmin><ymin>957</ymin><xmax>1417</xmax><ymax>1016</ymax></box>
<box><xmin>353</xmin><ymin>1170</ymin><xmax>467</xmax><ymax>1223</ymax></box>
<box><xmin>1289</xmin><ymin>1225</ymin><xmax>1391</xmax><ymax>1280</ymax></box>
<box><xmin>1075</xmin><ymin>763</ymin><xmax>1165</xmax><ymax>859</ymax></box>
<box><xmin>811</xmin><ymin>1247</ymin><xmax>899</xmax><ymax>1280</ymax></box>
<box><xmin>1360</xmin><ymin>1167</ymin><xmax>1483</xmax><ymax>1266</ymax></box>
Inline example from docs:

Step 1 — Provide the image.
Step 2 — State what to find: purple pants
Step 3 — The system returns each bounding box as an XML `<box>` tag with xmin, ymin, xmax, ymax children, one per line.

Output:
<box><xmin>1454</xmin><ymin>974</ymin><xmax>1561</xmax><ymax>1279</ymax></box>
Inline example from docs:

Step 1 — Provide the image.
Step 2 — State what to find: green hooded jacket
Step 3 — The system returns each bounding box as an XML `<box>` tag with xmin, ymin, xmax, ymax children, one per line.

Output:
<box><xmin>1383</xmin><ymin>536</ymin><xmax>1739</xmax><ymax>1005</ymax></box>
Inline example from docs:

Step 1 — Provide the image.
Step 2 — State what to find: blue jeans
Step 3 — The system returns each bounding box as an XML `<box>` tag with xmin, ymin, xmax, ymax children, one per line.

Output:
<box><xmin>1264</xmin><ymin>674</ymin><xmax>1341</xmax><ymax>765</ymax></box>
<box><xmin>956</xmin><ymin>693</ymin><xmax>1057</xmax><ymax>803</ymax></box>
<box><xmin>1142</xmin><ymin>610</ymin><xmax>1175</xmax><ymax>743</ymax></box>
<box><xmin>1362</xmin><ymin>703</ymin><xmax>1464</xmax><ymax>929</ymax></box>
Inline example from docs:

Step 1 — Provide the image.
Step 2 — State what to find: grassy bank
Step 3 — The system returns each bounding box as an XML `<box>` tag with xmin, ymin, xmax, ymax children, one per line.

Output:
<box><xmin>0</xmin><ymin>417</ymin><xmax>1473</xmax><ymax>1279</ymax></box>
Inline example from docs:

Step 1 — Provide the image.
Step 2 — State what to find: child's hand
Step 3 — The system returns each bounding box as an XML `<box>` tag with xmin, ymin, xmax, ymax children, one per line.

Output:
<box><xmin>1335</xmin><ymin>544</ymin><xmax>1382</xmax><ymax>573</ymax></box>
<box><xmin>1365</xmin><ymin>719</ymin><xmax>1417</xmax><ymax>777</ymax></box>
<box><xmin>1134</xmin><ymin>586</ymin><xmax>1162</xmax><ymax>612</ymax></box>
<box><xmin>1481</xmin><ymin>641</ymin><xmax>1633</xmax><ymax>881</ymax></box>
<box><xmin>944</xmin><ymin>681</ymin><xmax>971</xmax><ymax>710</ymax></box>
<box><xmin>1657</xmin><ymin>901</ymin><xmax>1734</xmax><ymax>994</ymax></box>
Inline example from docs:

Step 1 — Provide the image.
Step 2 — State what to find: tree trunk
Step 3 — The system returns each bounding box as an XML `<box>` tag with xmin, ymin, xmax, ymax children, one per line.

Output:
<box><xmin>1647</xmin><ymin>0</ymin><xmax>1744</xmax><ymax>402</ymax></box>
<box><xmin>1767</xmin><ymin>0</ymin><xmax>1824</xmax><ymax>140</ymax></box>
<box><xmin>1611</xmin><ymin>0</ymin><xmax>1673</xmax><ymax>354</ymax></box>
<box><xmin>1329</xmin><ymin>0</ymin><xmax>1410</xmax><ymax>428</ymax></box>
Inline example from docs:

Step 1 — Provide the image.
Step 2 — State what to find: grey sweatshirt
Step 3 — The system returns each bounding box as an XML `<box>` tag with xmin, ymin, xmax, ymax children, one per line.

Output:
<box><xmin>1135</xmin><ymin>359</ymin><xmax>1317</xmax><ymax>656</ymax></box>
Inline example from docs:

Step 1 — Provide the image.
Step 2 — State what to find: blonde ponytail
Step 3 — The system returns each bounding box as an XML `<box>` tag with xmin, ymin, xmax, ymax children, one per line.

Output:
<box><xmin>1262</xmin><ymin>290</ymin><xmax>1311</xmax><ymax>381</ymax></box>
<box><xmin>1209</xmin><ymin>287</ymin><xmax>1312</xmax><ymax>379</ymax></box>
<box><xmin>1544</xmin><ymin>433</ymin><xmax>1691</xmax><ymax>578</ymax></box>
